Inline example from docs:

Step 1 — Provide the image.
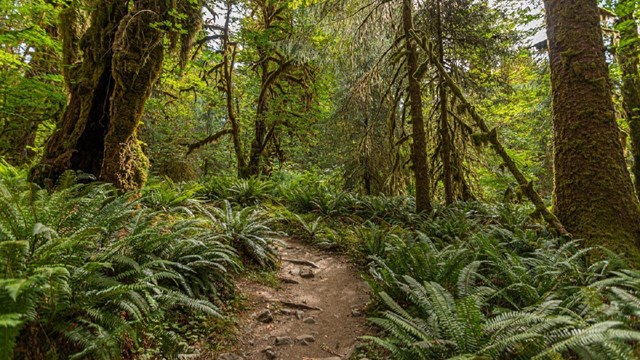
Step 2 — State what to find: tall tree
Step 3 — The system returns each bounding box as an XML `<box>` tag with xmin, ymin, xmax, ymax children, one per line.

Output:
<box><xmin>30</xmin><ymin>0</ymin><xmax>201</xmax><ymax>190</ymax></box>
<box><xmin>242</xmin><ymin>0</ymin><xmax>317</xmax><ymax>177</ymax></box>
<box><xmin>419</xmin><ymin>0</ymin><xmax>517</xmax><ymax>203</ymax></box>
<box><xmin>543</xmin><ymin>0</ymin><xmax>640</xmax><ymax>260</ymax></box>
<box><xmin>331</xmin><ymin>0</ymin><xmax>516</xmax><ymax>204</ymax></box>
<box><xmin>403</xmin><ymin>0</ymin><xmax>432</xmax><ymax>213</ymax></box>
<box><xmin>435</xmin><ymin>0</ymin><xmax>454</xmax><ymax>204</ymax></box>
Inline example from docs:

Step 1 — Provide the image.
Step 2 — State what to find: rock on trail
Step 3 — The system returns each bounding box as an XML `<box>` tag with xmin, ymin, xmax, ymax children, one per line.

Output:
<box><xmin>221</xmin><ymin>238</ymin><xmax>371</xmax><ymax>360</ymax></box>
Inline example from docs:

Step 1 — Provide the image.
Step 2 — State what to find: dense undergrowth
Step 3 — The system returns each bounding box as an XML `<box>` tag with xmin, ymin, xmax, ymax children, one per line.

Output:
<box><xmin>361</xmin><ymin>206</ymin><xmax>640</xmax><ymax>359</ymax></box>
<box><xmin>0</xmin><ymin>165</ymin><xmax>275</xmax><ymax>359</ymax></box>
<box><xmin>2</xmin><ymin>163</ymin><xmax>640</xmax><ymax>359</ymax></box>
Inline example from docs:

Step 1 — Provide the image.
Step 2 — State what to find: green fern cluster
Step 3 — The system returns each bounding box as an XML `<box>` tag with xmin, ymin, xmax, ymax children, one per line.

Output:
<box><xmin>364</xmin><ymin>202</ymin><xmax>640</xmax><ymax>360</ymax></box>
<box><xmin>366</xmin><ymin>276</ymin><xmax>640</xmax><ymax>359</ymax></box>
<box><xmin>0</xmin><ymin>175</ymin><xmax>240</xmax><ymax>358</ymax></box>
<box><xmin>282</xmin><ymin>184</ymin><xmax>418</xmax><ymax>224</ymax></box>
<box><xmin>203</xmin><ymin>200</ymin><xmax>283</xmax><ymax>269</ymax></box>
<box><xmin>356</xmin><ymin>222</ymin><xmax>405</xmax><ymax>258</ymax></box>
<box><xmin>198</xmin><ymin>176</ymin><xmax>274</xmax><ymax>207</ymax></box>
<box><xmin>227</xmin><ymin>178</ymin><xmax>274</xmax><ymax>206</ymax></box>
<box><xmin>198</xmin><ymin>175</ymin><xmax>237</xmax><ymax>201</ymax></box>
<box><xmin>197</xmin><ymin>173</ymin><xmax>417</xmax><ymax>226</ymax></box>
<box><xmin>280</xmin><ymin>182</ymin><xmax>339</xmax><ymax>214</ymax></box>
<box><xmin>141</xmin><ymin>176</ymin><xmax>204</xmax><ymax>211</ymax></box>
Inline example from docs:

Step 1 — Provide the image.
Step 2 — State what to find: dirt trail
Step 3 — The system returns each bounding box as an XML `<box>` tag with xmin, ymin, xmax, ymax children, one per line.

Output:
<box><xmin>221</xmin><ymin>238</ymin><xmax>371</xmax><ymax>360</ymax></box>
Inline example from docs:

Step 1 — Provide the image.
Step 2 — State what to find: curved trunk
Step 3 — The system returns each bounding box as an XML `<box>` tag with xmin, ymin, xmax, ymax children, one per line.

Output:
<box><xmin>244</xmin><ymin>29</ymin><xmax>275</xmax><ymax>179</ymax></box>
<box><xmin>544</xmin><ymin>0</ymin><xmax>640</xmax><ymax>261</ymax></box>
<box><xmin>100</xmin><ymin>8</ymin><xmax>165</xmax><ymax>188</ymax></box>
<box><xmin>245</xmin><ymin>121</ymin><xmax>267</xmax><ymax>178</ymax></box>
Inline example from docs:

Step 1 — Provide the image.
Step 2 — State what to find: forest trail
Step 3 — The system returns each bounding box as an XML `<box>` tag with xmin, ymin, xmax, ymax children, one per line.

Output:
<box><xmin>220</xmin><ymin>238</ymin><xmax>372</xmax><ymax>360</ymax></box>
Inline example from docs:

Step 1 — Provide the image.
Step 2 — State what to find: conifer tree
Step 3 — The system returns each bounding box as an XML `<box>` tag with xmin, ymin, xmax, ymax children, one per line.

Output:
<box><xmin>544</xmin><ymin>0</ymin><xmax>640</xmax><ymax>260</ymax></box>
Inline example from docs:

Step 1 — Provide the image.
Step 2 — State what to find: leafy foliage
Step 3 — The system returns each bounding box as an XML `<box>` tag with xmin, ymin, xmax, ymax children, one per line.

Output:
<box><xmin>141</xmin><ymin>176</ymin><xmax>204</xmax><ymax>211</ymax></box>
<box><xmin>226</xmin><ymin>178</ymin><xmax>274</xmax><ymax>207</ymax></box>
<box><xmin>366</xmin><ymin>276</ymin><xmax>640</xmax><ymax>360</ymax></box>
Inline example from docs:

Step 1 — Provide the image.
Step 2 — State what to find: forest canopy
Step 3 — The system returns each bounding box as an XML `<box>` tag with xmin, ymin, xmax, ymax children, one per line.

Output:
<box><xmin>3</xmin><ymin>0</ymin><xmax>640</xmax><ymax>359</ymax></box>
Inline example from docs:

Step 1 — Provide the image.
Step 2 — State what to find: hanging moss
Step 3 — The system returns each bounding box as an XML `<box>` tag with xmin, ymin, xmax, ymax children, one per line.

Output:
<box><xmin>471</xmin><ymin>130</ymin><xmax>494</xmax><ymax>148</ymax></box>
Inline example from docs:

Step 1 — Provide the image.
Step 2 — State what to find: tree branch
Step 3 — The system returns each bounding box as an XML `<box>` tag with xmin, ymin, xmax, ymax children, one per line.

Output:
<box><xmin>423</xmin><ymin>41</ymin><xmax>569</xmax><ymax>236</ymax></box>
<box><xmin>183</xmin><ymin>128</ymin><xmax>233</xmax><ymax>155</ymax></box>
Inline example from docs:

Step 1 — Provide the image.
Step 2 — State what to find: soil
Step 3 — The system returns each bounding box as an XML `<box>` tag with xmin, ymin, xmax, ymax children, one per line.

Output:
<box><xmin>220</xmin><ymin>238</ymin><xmax>372</xmax><ymax>360</ymax></box>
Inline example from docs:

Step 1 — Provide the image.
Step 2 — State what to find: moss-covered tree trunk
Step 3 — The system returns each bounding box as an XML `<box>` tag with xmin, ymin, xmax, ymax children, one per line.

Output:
<box><xmin>100</xmin><ymin>4</ymin><xmax>166</xmax><ymax>188</ymax></box>
<box><xmin>543</xmin><ymin>0</ymin><xmax>640</xmax><ymax>260</ymax></box>
<box><xmin>243</xmin><ymin>55</ymin><xmax>271</xmax><ymax>179</ymax></box>
<box><xmin>31</xmin><ymin>1</ymin><xmax>172</xmax><ymax>190</ymax></box>
<box><xmin>403</xmin><ymin>0</ymin><xmax>432</xmax><ymax>213</ymax></box>
<box><xmin>615</xmin><ymin>0</ymin><xmax>640</xmax><ymax>195</ymax></box>
<box><xmin>435</xmin><ymin>0</ymin><xmax>453</xmax><ymax>204</ymax></box>
<box><xmin>217</xmin><ymin>2</ymin><xmax>247</xmax><ymax>178</ymax></box>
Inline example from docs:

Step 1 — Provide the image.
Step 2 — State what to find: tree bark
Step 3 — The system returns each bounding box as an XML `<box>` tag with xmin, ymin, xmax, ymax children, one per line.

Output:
<box><xmin>615</xmin><ymin>0</ymin><xmax>640</xmax><ymax>196</ymax></box>
<box><xmin>240</xmin><ymin>0</ymin><xmax>275</xmax><ymax>179</ymax></box>
<box><xmin>403</xmin><ymin>0</ymin><xmax>432</xmax><ymax>213</ymax></box>
<box><xmin>544</xmin><ymin>0</ymin><xmax>640</xmax><ymax>261</ymax></box>
<box><xmin>244</xmin><ymin>54</ymin><xmax>271</xmax><ymax>178</ymax></box>
<box><xmin>217</xmin><ymin>0</ymin><xmax>298</xmax><ymax>179</ymax></box>
<box><xmin>184</xmin><ymin>129</ymin><xmax>233</xmax><ymax>155</ymax></box>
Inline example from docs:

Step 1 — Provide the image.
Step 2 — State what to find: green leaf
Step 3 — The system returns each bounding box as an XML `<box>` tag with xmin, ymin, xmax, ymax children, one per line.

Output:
<box><xmin>0</xmin><ymin>279</ymin><xmax>29</xmax><ymax>301</ymax></box>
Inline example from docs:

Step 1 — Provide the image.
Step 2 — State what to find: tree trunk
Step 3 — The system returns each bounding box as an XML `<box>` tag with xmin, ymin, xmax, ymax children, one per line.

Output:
<box><xmin>31</xmin><ymin>1</ymin><xmax>127</xmax><ymax>187</ymax></box>
<box><xmin>403</xmin><ymin>0</ymin><xmax>432</xmax><ymax>213</ymax></box>
<box><xmin>219</xmin><ymin>2</ymin><xmax>247</xmax><ymax>178</ymax></box>
<box><xmin>31</xmin><ymin>1</ymin><xmax>175</xmax><ymax>190</ymax></box>
<box><xmin>435</xmin><ymin>0</ymin><xmax>453</xmax><ymax>204</ymax></box>
<box><xmin>430</xmin><ymin>53</ymin><xmax>568</xmax><ymax>235</ymax></box>
<box><xmin>244</xmin><ymin>6</ymin><xmax>276</xmax><ymax>179</ymax></box>
<box><xmin>100</xmin><ymin>4</ymin><xmax>166</xmax><ymax>189</ymax></box>
<box><xmin>543</xmin><ymin>0</ymin><xmax>640</xmax><ymax>261</ymax></box>
<box><xmin>245</xmin><ymin>121</ymin><xmax>267</xmax><ymax>178</ymax></box>
<box><xmin>616</xmin><ymin>0</ymin><xmax>640</xmax><ymax>196</ymax></box>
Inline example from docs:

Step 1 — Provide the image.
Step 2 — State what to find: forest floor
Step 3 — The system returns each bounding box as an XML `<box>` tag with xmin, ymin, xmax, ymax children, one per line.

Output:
<box><xmin>217</xmin><ymin>238</ymin><xmax>372</xmax><ymax>360</ymax></box>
